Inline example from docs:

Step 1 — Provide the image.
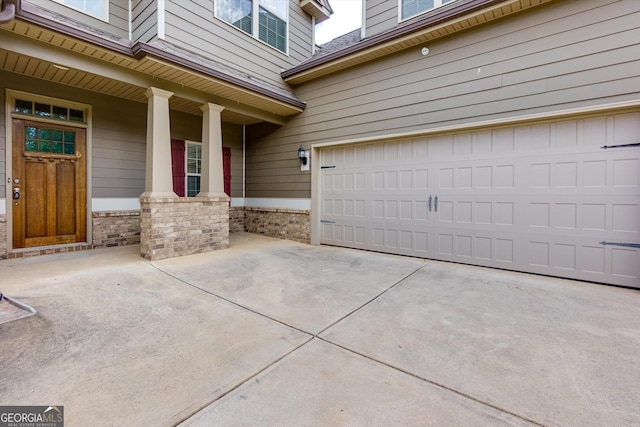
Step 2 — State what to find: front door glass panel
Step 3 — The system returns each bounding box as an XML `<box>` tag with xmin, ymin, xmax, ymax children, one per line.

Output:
<box><xmin>25</xmin><ymin>126</ymin><xmax>75</xmax><ymax>155</ymax></box>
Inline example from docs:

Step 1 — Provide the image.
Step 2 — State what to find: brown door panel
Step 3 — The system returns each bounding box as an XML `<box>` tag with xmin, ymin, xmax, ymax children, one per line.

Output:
<box><xmin>12</xmin><ymin>119</ymin><xmax>86</xmax><ymax>249</ymax></box>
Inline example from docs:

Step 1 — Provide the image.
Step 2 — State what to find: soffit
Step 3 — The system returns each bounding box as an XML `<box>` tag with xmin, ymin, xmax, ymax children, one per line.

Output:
<box><xmin>284</xmin><ymin>0</ymin><xmax>554</xmax><ymax>84</ymax></box>
<box><xmin>0</xmin><ymin>17</ymin><xmax>303</xmax><ymax>123</ymax></box>
<box><xmin>300</xmin><ymin>0</ymin><xmax>332</xmax><ymax>23</ymax></box>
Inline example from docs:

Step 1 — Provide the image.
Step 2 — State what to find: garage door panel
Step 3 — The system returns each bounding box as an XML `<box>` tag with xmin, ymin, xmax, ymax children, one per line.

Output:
<box><xmin>319</xmin><ymin>111</ymin><xmax>640</xmax><ymax>287</ymax></box>
<box><xmin>525</xmin><ymin>150</ymin><xmax>639</xmax><ymax>193</ymax></box>
<box><xmin>611</xmin><ymin>247</ymin><xmax>640</xmax><ymax>281</ymax></box>
<box><xmin>525</xmin><ymin>235</ymin><xmax>640</xmax><ymax>286</ymax></box>
<box><xmin>525</xmin><ymin>195</ymin><xmax>639</xmax><ymax>239</ymax></box>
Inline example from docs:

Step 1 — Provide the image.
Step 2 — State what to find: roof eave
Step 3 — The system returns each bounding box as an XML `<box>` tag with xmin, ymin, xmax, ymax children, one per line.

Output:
<box><xmin>301</xmin><ymin>0</ymin><xmax>332</xmax><ymax>23</ymax></box>
<box><xmin>11</xmin><ymin>1</ymin><xmax>305</xmax><ymax>113</ymax></box>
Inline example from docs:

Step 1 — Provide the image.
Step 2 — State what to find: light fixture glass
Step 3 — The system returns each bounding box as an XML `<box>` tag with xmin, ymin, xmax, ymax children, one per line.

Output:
<box><xmin>298</xmin><ymin>145</ymin><xmax>307</xmax><ymax>165</ymax></box>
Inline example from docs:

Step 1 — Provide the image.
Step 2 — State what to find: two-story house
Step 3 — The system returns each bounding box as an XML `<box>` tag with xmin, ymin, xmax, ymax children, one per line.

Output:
<box><xmin>1</xmin><ymin>0</ymin><xmax>639</xmax><ymax>287</ymax></box>
<box><xmin>0</xmin><ymin>0</ymin><xmax>331</xmax><ymax>259</ymax></box>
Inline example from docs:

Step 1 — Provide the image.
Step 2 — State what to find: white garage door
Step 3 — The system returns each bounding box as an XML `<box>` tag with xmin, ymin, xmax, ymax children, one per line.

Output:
<box><xmin>319</xmin><ymin>111</ymin><xmax>640</xmax><ymax>288</ymax></box>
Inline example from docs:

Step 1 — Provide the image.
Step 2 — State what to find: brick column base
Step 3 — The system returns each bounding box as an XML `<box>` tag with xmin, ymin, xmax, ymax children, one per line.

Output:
<box><xmin>139</xmin><ymin>196</ymin><xmax>229</xmax><ymax>261</ymax></box>
<box><xmin>0</xmin><ymin>214</ymin><xmax>7</xmax><ymax>260</ymax></box>
<box><xmin>244</xmin><ymin>207</ymin><xmax>310</xmax><ymax>244</ymax></box>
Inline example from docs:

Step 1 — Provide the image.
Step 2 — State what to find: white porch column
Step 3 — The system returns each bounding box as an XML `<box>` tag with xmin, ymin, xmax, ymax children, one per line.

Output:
<box><xmin>142</xmin><ymin>87</ymin><xmax>176</xmax><ymax>198</ymax></box>
<box><xmin>198</xmin><ymin>102</ymin><xmax>227</xmax><ymax>198</ymax></box>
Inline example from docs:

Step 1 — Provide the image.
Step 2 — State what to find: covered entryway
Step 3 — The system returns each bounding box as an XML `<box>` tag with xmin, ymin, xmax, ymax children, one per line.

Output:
<box><xmin>318</xmin><ymin>109</ymin><xmax>640</xmax><ymax>287</ymax></box>
<box><xmin>12</xmin><ymin>118</ymin><xmax>86</xmax><ymax>248</ymax></box>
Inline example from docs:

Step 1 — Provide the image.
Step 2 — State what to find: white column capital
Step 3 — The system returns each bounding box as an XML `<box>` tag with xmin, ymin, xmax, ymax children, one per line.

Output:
<box><xmin>200</xmin><ymin>102</ymin><xmax>225</xmax><ymax>113</ymax></box>
<box><xmin>145</xmin><ymin>87</ymin><xmax>174</xmax><ymax>99</ymax></box>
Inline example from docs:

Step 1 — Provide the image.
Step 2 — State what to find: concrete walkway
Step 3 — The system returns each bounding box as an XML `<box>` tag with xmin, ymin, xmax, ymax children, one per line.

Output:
<box><xmin>0</xmin><ymin>233</ymin><xmax>638</xmax><ymax>426</ymax></box>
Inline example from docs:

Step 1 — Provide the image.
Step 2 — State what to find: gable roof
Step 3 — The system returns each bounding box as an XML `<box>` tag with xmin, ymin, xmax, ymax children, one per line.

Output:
<box><xmin>283</xmin><ymin>0</ymin><xmax>555</xmax><ymax>84</ymax></box>
<box><xmin>313</xmin><ymin>28</ymin><xmax>361</xmax><ymax>60</ymax></box>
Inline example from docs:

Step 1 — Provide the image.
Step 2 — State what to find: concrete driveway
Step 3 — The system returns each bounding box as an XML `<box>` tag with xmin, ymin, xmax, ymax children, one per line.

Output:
<box><xmin>0</xmin><ymin>232</ymin><xmax>638</xmax><ymax>426</ymax></box>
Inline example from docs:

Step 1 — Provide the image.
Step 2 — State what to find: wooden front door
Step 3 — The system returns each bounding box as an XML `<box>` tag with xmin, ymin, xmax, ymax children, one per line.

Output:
<box><xmin>12</xmin><ymin>119</ymin><xmax>86</xmax><ymax>249</ymax></box>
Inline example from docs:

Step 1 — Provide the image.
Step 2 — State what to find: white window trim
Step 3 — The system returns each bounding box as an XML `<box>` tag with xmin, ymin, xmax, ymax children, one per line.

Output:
<box><xmin>53</xmin><ymin>0</ymin><xmax>110</xmax><ymax>22</ymax></box>
<box><xmin>185</xmin><ymin>140</ymin><xmax>202</xmax><ymax>197</ymax></box>
<box><xmin>398</xmin><ymin>0</ymin><xmax>459</xmax><ymax>23</ymax></box>
<box><xmin>214</xmin><ymin>0</ymin><xmax>289</xmax><ymax>55</ymax></box>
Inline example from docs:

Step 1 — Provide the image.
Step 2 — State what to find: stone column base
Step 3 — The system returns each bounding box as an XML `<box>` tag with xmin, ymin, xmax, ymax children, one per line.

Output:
<box><xmin>140</xmin><ymin>196</ymin><xmax>229</xmax><ymax>261</ymax></box>
<box><xmin>244</xmin><ymin>207</ymin><xmax>310</xmax><ymax>244</ymax></box>
<box><xmin>0</xmin><ymin>214</ymin><xmax>7</xmax><ymax>260</ymax></box>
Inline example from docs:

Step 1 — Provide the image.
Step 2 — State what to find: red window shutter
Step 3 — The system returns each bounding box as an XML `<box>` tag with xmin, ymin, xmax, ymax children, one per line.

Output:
<box><xmin>171</xmin><ymin>139</ymin><xmax>185</xmax><ymax>197</ymax></box>
<box><xmin>223</xmin><ymin>147</ymin><xmax>231</xmax><ymax>197</ymax></box>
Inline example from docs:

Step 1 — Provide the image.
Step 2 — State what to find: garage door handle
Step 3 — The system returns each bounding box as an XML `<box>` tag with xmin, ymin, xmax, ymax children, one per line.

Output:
<box><xmin>434</xmin><ymin>195</ymin><xmax>438</xmax><ymax>212</ymax></box>
<box><xmin>599</xmin><ymin>241</ymin><xmax>640</xmax><ymax>248</ymax></box>
<box><xmin>428</xmin><ymin>195</ymin><xmax>432</xmax><ymax>212</ymax></box>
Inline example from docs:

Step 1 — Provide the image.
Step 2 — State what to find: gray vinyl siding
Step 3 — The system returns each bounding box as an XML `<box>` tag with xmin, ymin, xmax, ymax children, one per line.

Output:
<box><xmin>94</xmin><ymin>111</ymin><xmax>244</xmax><ymax>198</ymax></box>
<box><xmin>170</xmin><ymin>116</ymin><xmax>244</xmax><ymax>198</ymax></box>
<box><xmin>0</xmin><ymin>71</ymin><xmax>144</xmax><ymax>198</ymax></box>
<box><xmin>222</xmin><ymin>123</ymin><xmax>244</xmax><ymax>198</ymax></box>
<box><xmin>28</xmin><ymin>0</ymin><xmax>129</xmax><ymax>39</ymax></box>
<box><xmin>247</xmin><ymin>0</ymin><xmax>640</xmax><ymax>198</ymax></box>
<box><xmin>365</xmin><ymin>0</ymin><xmax>398</xmax><ymax>38</ymax></box>
<box><xmin>131</xmin><ymin>0</ymin><xmax>158</xmax><ymax>43</ymax></box>
<box><xmin>163</xmin><ymin>0</ymin><xmax>313</xmax><ymax>89</ymax></box>
<box><xmin>1</xmin><ymin>71</ymin><xmax>245</xmax><ymax>200</ymax></box>
<box><xmin>92</xmin><ymin>102</ymin><xmax>147</xmax><ymax>198</ymax></box>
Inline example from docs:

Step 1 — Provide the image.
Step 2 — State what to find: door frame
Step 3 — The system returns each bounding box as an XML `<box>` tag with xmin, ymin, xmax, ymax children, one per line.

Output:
<box><xmin>5</xmin><ymin>89</ymin><xmax>93</xmax><ymax>253</ymax></box>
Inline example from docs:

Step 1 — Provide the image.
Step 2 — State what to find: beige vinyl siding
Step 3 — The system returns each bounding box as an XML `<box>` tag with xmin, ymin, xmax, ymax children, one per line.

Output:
<box><xmin>247</xmin><ymin>0</ymin><xmax>640</xmax><ymax>198</ymax></box>
<box><xmin>163</xmin><ymin>0</ymin><xmax>313</xmax><ymax>90</ymax></box>
<box><xmin>365</xmin><ymin>0</ymin><xmax>398</xmax><ymax>38</ymax></box>
<box><xmin>131</xmin><ymin>0</ymin><xmax>158</xmax><ymax>43</ymax></box>
<box><xmin>28</xmin><ymin>0</ymin><xmax>129</xmax><ymax>39</ymax></box>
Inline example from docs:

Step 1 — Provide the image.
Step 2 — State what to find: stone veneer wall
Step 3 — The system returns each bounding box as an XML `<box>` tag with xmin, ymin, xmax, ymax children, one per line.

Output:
<box><xmin>229</xmin><ymin>206</ymin><xmax>245</xmax><ymax>232</ymax></box>
<box><xmin>244</xmin><ymin>207</ymin><xmax>310</xmax><ymax>244</ymax></box>
<box><xmin>92</xmin><ymin>210</ymin><xmax>141</xmax><ymax>248</ymax></box>
<box><xmin>140</xmin><ymin>196</ymin><xmax>229</xmax><ymax>261</ymax></box>
<box><xmin>0</xmin><ymin>214</ymin><xmax>6</xmax><ymax>260</ymax></box>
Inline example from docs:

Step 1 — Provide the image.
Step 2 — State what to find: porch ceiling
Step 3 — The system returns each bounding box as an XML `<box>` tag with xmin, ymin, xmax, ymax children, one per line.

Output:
<box><xmin>0</xmin><ymin>16</ymin><xmax>302</xmax><ymax>125</ymax></box>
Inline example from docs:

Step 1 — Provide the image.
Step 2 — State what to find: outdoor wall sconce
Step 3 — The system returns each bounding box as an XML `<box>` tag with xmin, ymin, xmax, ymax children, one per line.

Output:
<box><xmin>298</xmin><ymin>145</ymin><xmax>308</xmax><ymax>165</ymax></box>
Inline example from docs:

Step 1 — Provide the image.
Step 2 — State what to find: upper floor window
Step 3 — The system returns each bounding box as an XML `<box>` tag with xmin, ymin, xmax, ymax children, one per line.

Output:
<box><xmin>216</xmin><ymin>0</ymin><xmax>288</xmax><ymax>53</ymax></box>
<box><xmin>55</xmin><ymin>0</ymin><xmax>108</xmax><ymax>20</ymax></box>
<box><xmin>401</xmin><ymin>0</ymin><xmax>457</xmax><ymax>21</ymax></box>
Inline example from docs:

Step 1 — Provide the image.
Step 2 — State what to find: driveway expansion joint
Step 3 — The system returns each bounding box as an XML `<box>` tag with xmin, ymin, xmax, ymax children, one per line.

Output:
<box><xmin>318</xmin><ymin>336</ymin><xmax>544</xmax><ymax>427</ymax></box>
<box><xmin>159</xmin><ymin>258</ymin><xmax>544</xmax><ymax>426</ymax></box>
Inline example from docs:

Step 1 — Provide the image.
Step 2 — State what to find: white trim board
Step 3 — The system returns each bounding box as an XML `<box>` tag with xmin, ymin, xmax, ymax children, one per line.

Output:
<box><xmin>91</xmin><ymin>197</ymin><xmax>311</xmax><ymax>211</ymax></box>
<box><xmin>92</xmin><ymin>198</ymin><xmax>141</xmax><ymax>211</ymax></box>
<box><xmin>0</xmin><ymin>199</ymin><xmax>5</xmax><ymax>215</ymax></box>
<box><xmin>243</xmin><ymin>198</ymin><xmax>311</xmax><ymax>210</ymax></box>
